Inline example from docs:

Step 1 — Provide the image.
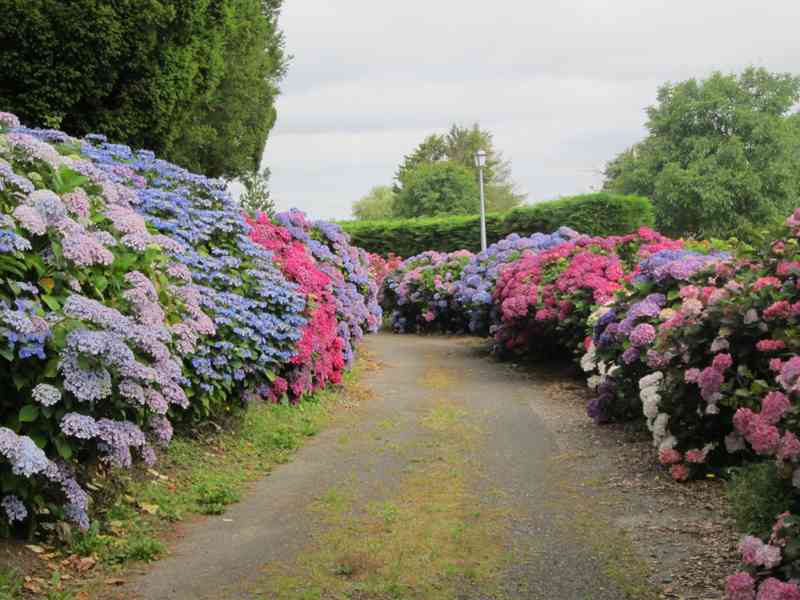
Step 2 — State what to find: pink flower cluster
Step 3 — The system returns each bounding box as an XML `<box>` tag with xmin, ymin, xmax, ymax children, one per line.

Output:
<box><xmin>493</xmin><ymin>229</ymin><xmax>672</xmax><ymax>354</ymax></box>
<box><xmin>368</xmin><ymin>252</ymin><xmax>402</xmax><ymax>297</ymax></box>
<box><xmin>248</xmin><ymin>214</ymin><xmax>345</xmax><ymax>400</ymax></box>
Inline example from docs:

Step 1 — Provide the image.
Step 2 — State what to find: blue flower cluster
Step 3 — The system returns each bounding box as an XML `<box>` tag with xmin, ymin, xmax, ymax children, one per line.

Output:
<box><xmin>76</xmin><ymin>139</ymin><xmax>308</xmax><ymax>414</ymax></box>
<box><xmin>634</xmin><ymin>249</ymin><xmax>730</xmax><ymax>284</ymax></box>
<box><xmin>0</xmin><ymin>296</ymin><xmax>49</xmax><ymax>360</ymax></box>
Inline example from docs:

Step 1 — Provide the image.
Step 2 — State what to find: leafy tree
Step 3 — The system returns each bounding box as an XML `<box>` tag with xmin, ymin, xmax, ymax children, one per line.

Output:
<box><xmin>0</xmin><ymin>0</ymin><xmax>286</xmax><ymax>179</ymax></box>
<box><xmin>239</xmin><ymin>167</ymin><xmax>275</xmax><ymax>217</ymax></box>
<box><xmin>393</xmin><ymin>162</ymin><xmax>479</xmax><ymax>218</ymax></box>
<box><xmin>395</xmin><ymin>124</ymin><xmax>525</xmax><ymax>212</ymax></box>
<box><xmin>352</xmin><ymin>186</ymin><xmax>396</xmax><ymax>220</ymax></box>
<box><xmin>485</xmin><ymin>183</ymin><xmax>525</xmax><ymax>213</ymax></box>
<box><xmin>604</xmin><ymin>67</ymin><xmax>800</xmax><ymax>239</ymax></box>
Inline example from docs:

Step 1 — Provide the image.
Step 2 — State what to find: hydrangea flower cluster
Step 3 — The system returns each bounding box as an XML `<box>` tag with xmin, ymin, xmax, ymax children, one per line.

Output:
<box><xmin>247</xmin><ymin>213</ymin><xmax>345</xmax><ymax>400</ymax></box>
<box><xmin>367</xmin><ymin>252</ymin><xmax>402</xmax><ymax>302</ymax></box>
<box><xmin>383</xmin><ymin>250</ymin><xmax>474</xmax><ymax>333</ymax></box>
<box><xmin>0</xmin><ymin>114</ymin><xmax>380</xmax><ymax>534</ymax></box>
<box><xmin>492</xmin><ymin>228</ymin><xmax>674</xmax><ymax>356</ymax></box>
<box><xmin>453</xmin><ymin>228</ymin><xmax>580</xmax><ymax>335</ymax></box>
<box><xmin>274</xmin><ymin>209</ymin><xmax>380</xmax><ymax>366</ymax></box>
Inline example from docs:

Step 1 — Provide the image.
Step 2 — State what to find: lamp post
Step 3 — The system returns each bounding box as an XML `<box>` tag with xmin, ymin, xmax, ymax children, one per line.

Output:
<box><xmin>474</xmin><ymin>149</ymin><xmax>487</xmax><ymax>252</ymax></box>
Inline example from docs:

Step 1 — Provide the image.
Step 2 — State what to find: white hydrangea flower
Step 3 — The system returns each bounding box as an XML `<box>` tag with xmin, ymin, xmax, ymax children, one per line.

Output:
<box><xmin>710</xmin><ymin>337</ymin><xmax>730</xmax><ymax>353</ymax></box>
<box><xmin>639</xmin><ymin>371</ymin><xmax>663</xmax><ymax>391</ymax></box>
<box><xmin>658</xmin><ymin>434</ymin><xmax>677</xmax><ymax>451</ymax></box>
<box><xmin>586</xmin><ymin>375</ymin><xmax>603</xmax><ymax>389</ymax></box>
<box><xmin>580</xmin><ymin>345</ymin><xmax>597</xmax><ymax>373</ymax></box>
<box><xmin>652</xmin><ymin>413</ymin><xmax>670</xmax><ymax>447</ymax></box>
<box><xmin>744</xmin><ymin>309</ymin><xmax>759</xmax><ymax>325</ymax></box>
<box><xmin>642</xmin><ymin>395</ymin><xmax>659</xmax><ymax>419</ymax></box>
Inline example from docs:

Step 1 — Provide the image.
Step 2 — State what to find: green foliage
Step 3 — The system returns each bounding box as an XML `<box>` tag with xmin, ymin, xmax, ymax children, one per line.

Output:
<box><xmin>394</xmin><ymin>123</ymin><xmax>524</xmax><ymax>214</ymax></box>
<box><xmin>341</xmin><ymin>192</ymin><xmax>654</xmax><ymax>256</ymax></box>
<box><xmin>393</xmin><ymin>162</ymin><xmax>480</xmax><ymax>218</ymax></box>
<box><xmin>194</xmin><ymin>482</ymin><xmax>241</xmax><ymax>515</ymax></box>
<box><xmin>396</xmin><ymin>124</ymin><xmax>504</xmax><ymax>190</ymax></box>
<box><xmin>0</xmin><ymin>0</ymin><xmax>286</xmax><ymax>178</ymax></box>
<box><xmin>240</xmin><ymin>167</ymin><xmax>275</xmax><ymax>217</ymax></box>
<box><xmin>484</xmin><ymin>182</ymin><xmax>524</xmax><ymax>213</ymax></box>
<box><xmin>0</xmin><ymin>567</ymin><xmax>21</xmax><ymax>599</ymax></box>
<box><xmin>725</xmin><ymin>462</ymin><xmax>797</xmax><ymax>536</ymax></box>
<box><xmin>352</xmin><ymin>186</ymin><xmax>396</xmax><ymax>220</ymax></box>
<box><xmin>604</xmin><ymin>67</ymin><xmax>800</xmax><ymax>240</ymax></box>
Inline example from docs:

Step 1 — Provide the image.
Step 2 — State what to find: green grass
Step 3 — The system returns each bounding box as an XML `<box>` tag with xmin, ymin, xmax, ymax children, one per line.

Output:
<box><xmin>0</xmin><ymin>567</ymin><xmax>21</xmax><ymax>600</ymax></box>
<box><xmin>256</xmin><ymin>372</ymin><xmax>510</xmax><ymax>600</ymax></box>
<box><xmin>725</xmin><ymin>461</ymin><xmax>796</xmax><ymax>536</ymax></box>
<box><xmin>67</xmin><ymin>367</ymin><xmax>367</xmax><ymax>573</ymax></box>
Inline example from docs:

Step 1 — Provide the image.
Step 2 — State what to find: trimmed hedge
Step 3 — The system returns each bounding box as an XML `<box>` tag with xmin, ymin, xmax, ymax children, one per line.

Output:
<box><xmin>339</xmin><ymin>192</ymin><xmax>654</xmax><ymax>256</ymax></box>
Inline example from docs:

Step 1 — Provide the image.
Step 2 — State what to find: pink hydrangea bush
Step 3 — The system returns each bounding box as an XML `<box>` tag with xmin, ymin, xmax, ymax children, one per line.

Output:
<box><xmin>274</xmin><ymin>209</ymin><xmax>381</xmax><ymax>366</ymax></box>
<box><xmin>492</xmin><ymin>228</ymin><xmax>674</xmax><ymax>357</ymax></box>
<box><xmin>248</xmin><ymin>213</ymin><xmax>345</xmax><ymax>400</ymax></box>
<box><xmin>368</xmin><ymin>252</ymin><xmax>402</xmax><ymax>294</ymax></box>
<box><xmin>584</xmin><ymin>218</ymin><xmax>800</xmax><ymax>485</ymax></box>
<box><xmin>726</xmin><ymin>513</ymin><xmax>800</xmax><ymax>599</ymax></box>
<box><xmin>583</xmin><ymin>245</ymin><xmax>733</xmax><ymax>425</ymax></box>
<box><xmin>383</xmin><ymin>250</ymin><xmax>474</xmax><ymax>333</ymax></box>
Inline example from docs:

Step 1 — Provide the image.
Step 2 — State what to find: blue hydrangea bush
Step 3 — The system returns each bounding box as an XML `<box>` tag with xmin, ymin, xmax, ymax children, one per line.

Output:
<box><xmin>0</xmin><ymin>112</ymin><xmax>380</xmax><ymax>534</ymax></box>
<box><xmin>71</xmin><ymin>135</ymin><xmax>308</xmax><ymax>417</ymax></box>
<box><xmin>0</xmin><ymin>113</ymin><xmax>215</xmax><ymax>531</ymax></box>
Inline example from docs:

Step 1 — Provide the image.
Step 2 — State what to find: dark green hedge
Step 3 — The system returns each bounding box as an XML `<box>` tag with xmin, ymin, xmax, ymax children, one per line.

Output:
<box><xmin>340</xmin><ymin>192</ymin><xmax>655</xmax><ymax>256</ymax></box>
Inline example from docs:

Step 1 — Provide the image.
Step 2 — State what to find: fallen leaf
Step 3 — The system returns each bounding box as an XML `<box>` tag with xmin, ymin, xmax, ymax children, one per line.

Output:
<box><xmin>139</xmin><ymin>502</ymin><xmax>160</xmax><ymax>515</ymax></box>
<box><xmin>25</xmin><ymin>544</ymin><xmax>45</xmax><ymax>554</ymax></box>
<box><xmin>105</xmin><ymin>577</ymin><xmax>126</xmax><ymax>586</ymax></box>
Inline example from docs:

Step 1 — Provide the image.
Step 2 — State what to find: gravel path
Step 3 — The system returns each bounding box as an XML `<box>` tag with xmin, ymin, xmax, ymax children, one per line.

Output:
<box><xmin>124</xmin><ymin>333</ymin><xmax>662</xmax><ymax>599</ymax></box>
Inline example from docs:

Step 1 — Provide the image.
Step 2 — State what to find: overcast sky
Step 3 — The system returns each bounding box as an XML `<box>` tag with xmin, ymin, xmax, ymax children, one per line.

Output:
<box><xmin>262</xmin><ymin>0</ymin><xmax>800</xmax><ymax>220</ymax></box>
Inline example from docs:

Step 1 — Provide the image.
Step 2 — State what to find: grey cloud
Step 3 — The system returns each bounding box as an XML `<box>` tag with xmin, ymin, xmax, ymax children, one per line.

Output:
<box><xmin>264</xmin><ymin>0</ymin><xmax>800</xmax><ymax>220</ymax></box>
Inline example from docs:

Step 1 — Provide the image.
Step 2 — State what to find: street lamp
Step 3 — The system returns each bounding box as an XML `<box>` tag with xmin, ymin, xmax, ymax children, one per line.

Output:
<box><xmin>474</xmin><ymin>149</ymin><xmax>487</xmax><ymax>252</ymax></box>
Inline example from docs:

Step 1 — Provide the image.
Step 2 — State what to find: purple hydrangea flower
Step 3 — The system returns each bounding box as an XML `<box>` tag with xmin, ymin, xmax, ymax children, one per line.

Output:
<box><xmin>630</xmin><ymin>323</ymin><xmax>656</xmax><ymax>347</ymax></box>
<box><xmin>2</xmin><ymin>495</ymin><xmax>27</xmax><ymax>523</ymax></box>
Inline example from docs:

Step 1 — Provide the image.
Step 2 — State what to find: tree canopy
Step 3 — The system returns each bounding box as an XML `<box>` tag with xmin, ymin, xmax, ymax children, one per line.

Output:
<box><xmin>352</xmin><ymin>186</ymin><xmax>396</xmax><ymax>220</ymax></box>
<box><xmin>393</xmin><ymin>162</ymin><xmax>480</xmax><ymax>219</ymax></box>
<box><xmin>394</xmin><ymin>124</ymin><xmax>525</xmax><ymax>214</ymax></box>
<box><xmin>603</xmin><ymin>67</ymin><xmax>800</xmax><ymax>239</ymax></box>
<box><xmin>0</xmin><ymin>0</ymin><xmax>286</xmax><ymax>179</ymax></box>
